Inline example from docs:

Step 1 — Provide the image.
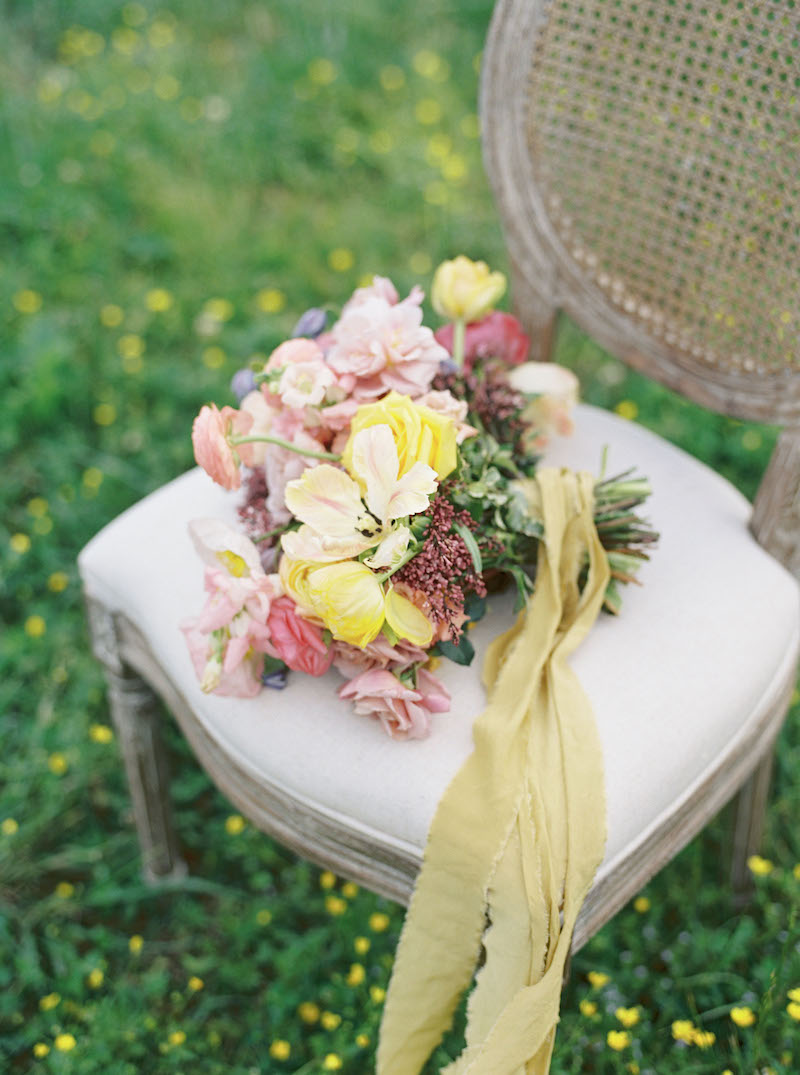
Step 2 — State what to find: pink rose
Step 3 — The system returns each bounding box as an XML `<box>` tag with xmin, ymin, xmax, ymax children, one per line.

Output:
<box><xmin>339</xmin><ymin>667</ymin><xmax>450</xmax><ymax>740</ymax></box>
<box><xmin>435</xmin><ymin>311</ymin><xmax>530</xmax><ymax>369</ymax></box>
<box><xmin>192</xmin><ymin>403</ymin><xmax>253</xmax><ymax>489</ymax></box>
<box><xmin>267</xmin><ymin>596</ymin><xmax>333</xmax><ymax>677</ymax></box>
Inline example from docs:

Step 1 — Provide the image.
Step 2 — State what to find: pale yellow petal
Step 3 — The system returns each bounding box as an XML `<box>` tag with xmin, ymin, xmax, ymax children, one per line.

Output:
<box><xmin>284</xmin><ymin>464</ymin><xmax>364</xmax><ymax>537</ymax></box>
<box><xmin>384</xmin><ymin>587</ymin><xmax>433</xmax><ymax>646</ymax></box>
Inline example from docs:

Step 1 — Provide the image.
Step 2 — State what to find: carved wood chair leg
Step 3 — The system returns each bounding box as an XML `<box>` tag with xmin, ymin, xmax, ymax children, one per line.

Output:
<box><xmin>730</xmin><ymin>750</ymin><xmax>775</xmax><ymax>907</ymax></box>
<box><xmin>103</xmin><ymin>665</ymin><xmax>188</xmax><ymax>883</ymax></box>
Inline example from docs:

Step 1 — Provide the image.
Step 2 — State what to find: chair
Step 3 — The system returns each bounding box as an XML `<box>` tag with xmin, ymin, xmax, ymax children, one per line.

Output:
<box><xmin>79</xmin><ymin>0</ymin><xmax>800</xmax><ymax>973</ymax></box>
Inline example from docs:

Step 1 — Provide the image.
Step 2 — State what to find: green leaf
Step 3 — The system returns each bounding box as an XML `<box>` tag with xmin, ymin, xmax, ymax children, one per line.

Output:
<box><xmin>436</xmin><ymin>634</ymin><xmax>476</xmax><ymax>666</ymax></box>
<box><xmin>453</xmin><ymin>521</ymin><xmax>482</xmax><ymax>573</ymax></box>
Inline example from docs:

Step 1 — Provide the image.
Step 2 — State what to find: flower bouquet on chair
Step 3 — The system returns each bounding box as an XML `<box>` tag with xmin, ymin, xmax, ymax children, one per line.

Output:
<box><xmin>183</xmin><ymin>256</ymin><xmax>656</xmax><ymax>738</ymax></box>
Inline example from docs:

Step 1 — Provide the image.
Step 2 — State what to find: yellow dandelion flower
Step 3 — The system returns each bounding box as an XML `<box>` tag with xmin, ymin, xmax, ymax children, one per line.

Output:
<box><xmin>89</xmin><ymin>724</ymin><xmax>113</xmax><ymax>744</ymax></box>
<box><xmin>129</xmin><ymin>934</ymin><xmax>144</xmax><ymax>954</ymax></box>
<box><xmin>793</xmin><ymin>863</ymin><xmax>800</xmax><ymax>880</ymax></box>
<box><xmin>747</xmin><ymin>854</ymin><xmax>773</xmax><ymax>876</ymax></box>
<box><xmin>13</xmin><ymin>289</ymin><xmax>42</xmax><ymax>314</ymax></box>
<box><xmin>256</xmin><ymin>909</ymin><xmax>272</xmax><ymax>926</ymax></box>
<box><xmin>354</xmin><ymin>936</ymin><xmax>371</xmax><ymax>955</ymax></box>
<box><xmin>320</xmin><ymin>871</ymin><xmax>337</xmax><ymax>890</ymax></box>
<box><xmin>54</xmin><ymin>1033</ymin><xmax>76</xmax><ymax>1052</ymax></box>
<box><xmin>356</xmin><ymin>1032</ymin><xmax>370</xmax><ymax>1047</ymax></box>
<box><xmin>369</xmin><ymin>129</ymin><xmax>394</xmax><ymax>154</ymax></box>
<box><xmin>380</xmin><ymin>65</ymin><xmax>405</xmax><ymax>92</ymax></box>
<box><xmin>1</xmin><ymin>818</ymin><xmax>19</xmax><ymax>836</ymax></box>
<box><xmin>587</xmin><ymin>971</ymin><xmax>610</xmax><ymax>988</ymax></box>
<box><xmin>323</xmin><ymin>1055</ymin><xmax>343</xmax><ymax>1071</ymax></box>
<box><xmin>268</xmin><ymin>1036</ymin><xmax>290</xmax><ymax>1062</ymax></box>
<box><xmin>256</xmin><ymin>288</ymin><xmax>286</xmax><ymax>314</ymax></box>
<box><xmin>188</xmin><ymin>976</ymin><xmax>204</xmax><ymax>992</ymax></box>
<box><xmin>742</xmin><ymin>429</ymin><xmax>762</xmax><ymax>451</ymax></box>
<box><xmin>48</xmin><ymin>753</ymin><xmax>68</xmax><ymax>775</ymax></box>
<box><xmin>730</xmin><ymin>1006</ymin><xmax>756</xmax><ymax>1027</ymax></box>
<box><xmin>168</xmin><ymin>1030</ymin><xmax>186</xmax><ymax>1046</ymax></box>
<box><xmin>627</xmin><ymin>1065</ymin><xmax>640</xmax><ymax>1075</ymax></box>
<box><xmin>298</xmin><ymin>1001</ymin><xmax>320</xmax><ymax>1024</ymax></box>
<box><xmin>693</xmin><ymin>1029</ymin><xmax>715</xmax><ymax>1048</ymax></box>
<box><xmin>39</xmin><ymin>992</ymin><xmax>61</xmax><ymax>1011</ymax></box>
<box><xmin>224</xmin><ymin>814</ymin><xmax>245</xmax><ymax>835</ymax></box>
<box><xmin>100</xmin><ymin>304</ymin><xmax>124</xmax><ymax>327</ymax></box>
<box><xmin>413</xmin><ymin>49</ymin><xmax>449</xmax><ymax>81</ymax></box>
<box><xmin>33</xmin><ymin>1042</ymin><xmax>50</xmax><ymax>1057</ymax></box>
<box><xmin>788</xmin><ymin>987</ymin><xmax>800</xmax><ymax>1002</ymax></box>
<box><xmin>615</xmin><ymin>1007</ymin><xmax>640</xmax><ymax>1028</ymax></box>
<box><xmin>93</xmin><ymin>402</ymin><xmax>117</xmax><ymax>426</ymax></box>
<box><xmin>328</xmin><ymin>248</ymin><xmax>354</xmax><ymax>273</ymax></box>
<box><xmin>87</xmin><ymin>968</ymin><xmax>104</xmax><ymax>989</ymax></box>
<box><xmin>48</xmin><ymin>572</ymin><xmax>69</xmax><ymax>593</ymax></box>
<box><xmin>579</xmin><ymin>999</ymin><xmax>597</xmax><ymax>1016</ymax></box>
<box><xmin>347</xmin><ymin>963</ymin><xmax>366</xmax><ymax>987</ymax></box>
<box><xmin>269</xmin><ymin>1039</ymin><xmax>291</xmax><ymax>1060</ymax></box>
<box><xmin>117</xmin><ymin>333</ymin><xmax>144</xmax><ymax>359</ymax></box>
<box><xmin>202</xmin><ymin>345</ymin><xmax>226</xmax><ymax>370</ymax></box>
<box><xmin>83</xmin><ymin>467</ymin><xmax>104</xmax><ymax>490</ymax></box>
<box><xmin>787</xmin><ymin>1000</ymin><xmax>800</xmax><ymax>1021</ymax></box>
<box><xmin>27</xmin><ymin>497</ymin><xmax>48</xmax><ymax>517</ymax></box>
<box><xmin>671</xmin><ymin>1019</ymin><xmax>695</xmax><ymax>1043</ymax></box>
<box><xmin>325</xmin><ymin>895</ymin><xmax>347</xmax><ymax>916</ymax></box>
<box><xmin>369</xmin><ymin>912</ymin><xmax>391</xmax><ymax>933</ymax></box>
<box><xmin>370</xmin><ymin>985</ymin><xmax>386</xmax><ymax>1004</ymax></box>
<box><xmin>308</xmin><ymin>58</ymin><xmax>337</xmax><ymax>85</ymax></box>
<box><xmin>321</xmin><ymin>1011</ymin><xmax>341</xmax><ymax>1030</ymax></box>
<box><xmin>614</xmin><ymin>399</ymin><xmax>638</xmax><ymax>421</ymax></box>
<box><xmin>441</xmin><ymin>154</ymin><xmax>467</xmax><ymax>182</ymax></box>
<box><xmin>415</xmin><ymin>98</ymin><xmax>442</xmax><ymax>125</ymax></box>
<box><xmin>26</xmin><ymin>614</ymin><xmax>47</xmax><ymax>639</ymax></box>
<box><xmin>341</xmin><ymin>881</ymin><xmax>358</xmax><ymax>899</ymax></box>
<box><xmin>607</xmin><ymin>1030</ymin><xmax>631</xmax><ymax>1050</ymax></box>
<box><xmin>633</xmin><ymin>896</ymin><xmax>651</xmax><ymax>913</ymax></box>
<box><xmin>55</xmin><ymin>881</ymin><xmax>74</xmax><ymax>898</ymax></box>
<box><xmin>10</xmin><ymin>533</ymin><xmax>31</xmax><ymax>554</ymax></box>
<box><xmin>146</xmin><ymin>288</ymin><xmax>173</xmax><ymax>312</ymax></box>
<box><xmin>204</xmin><ymin>297</ymin><xmax>234</xmax><ymax>322</ymax></box>
<box><xmin>148</xmin><ymin>20</ymin><xmax>175</xmax><ymax>49</ymax></box>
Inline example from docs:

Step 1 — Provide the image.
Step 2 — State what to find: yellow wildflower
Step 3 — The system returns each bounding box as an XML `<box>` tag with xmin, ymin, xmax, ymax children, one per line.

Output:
<box><xmin>320</xmin><ymin>871</ymin><xmax>337</xmax><ymax>890</ymax></box>
<box><xmin>354</xmin><ymin>936</ymin><xmax>371</xmax><ymax>955</ymax></box>
<box><xmin>1</xmin><ymin>818</ymin><xmax>18</xmax><ymax>836</ymax></box>
<box><xmin>146</xmin><ymin>288</ymin><xmax>173</xmax><ymax>312</ymax></box>
<box><xmin>39</xmin><ymin>993</ymin><xmax>61</xmax><ymax>1011</ymax></box>
<box><xmin>54</xmin><ymin>1033</ymin><xmax>76</xmax><ymax>1052</ymax></box>
<box><xmin>298</xmin><ymin>1002</ymin><xmax>320</xmax><ymax>1023</ymax></box>
<box><xmin>633</xmin><ymin>896</ymin><xmax>650</xmax><ymax>913</ymax></box>
<box><xmin>33</xmin><ymin>1042</ymin><xmax>50</xmax><ymax>1058</ymax></box>
<box><xmin>730</xmin><ymin>1006</ymin><xmax>756</xmax><ymax>1027</ymax></box>
<box><xmin>87</xmin><ymin>968</ymin><xmax>104</xmax><ymax>988</ymax></box>
<box><xmin>188</xmin><ymin>976</ymin><xmax>204</xmax><ymax>992</ymax></box>
<box><xmin>347</xmin><ymin>963</ymin><xmax>366</xmax><ymax>986</ymax></box>
<box><xmin>14</xmin><ymin>289</ymin><xmax>43</xmax><ymax>314</ymax></box>
<box><xmin>325</xmin><ymin>895</ymin><xmax>347</xmax><ymax>916</ymax></box>
<box><xmin>788</xmin><ymin>987</ymin><xmax>800</xmax><ymax>1002</ymax></box>
<box><xmin>370</xmin><ymin>985</ymin><xmax>386</xmax><ymax>1003</ymax></box>
<box><xmin>129</xmin><ymin>934</ymin><xmax>144</xmax><ymax>954</ymax></box>
<box><xmin>26</xmin><ymin>616</ymin><xmax>47</xmax><ymax>639</ymax></box>
<box><xmin>356</xmin><ymin>1033</ymin><xmax>370</xmax><ymax>1047</ymax></box>
<box><xmin>671</xmin><ymin>1019</ymin><xmax>696</xmax><ymax>1044</ymax></box>
<box><xmin>615</xmin><ymin>1007</ymin><xmax>640</xmax><ymax>1028</ymax></box>
<box><xmin>89</xmin><ymin>724</ymin><xmax>113</xmax><ymax>744</ymax></box>
<box><xmin>587</xmin><ymin>971</ymin><xmax>610</xmax><ymax>988</ymax></box>
<box><xmin>225</xmin><ymin>814</ymin><xmax>245</xmax><ymax>835</ymax></box>
<box><xmin>10</xmin><ymin>533</ymin><xmax>31</xmax><ymax>554</ymax></box>
<box><xmin>607</xmin><ymin>1030</ymin><xmax>631</xmax><ymax>1050</ymax></box>
<box><xmin>322</xmin><ymin>1056</ymin><xmax>343</xmax><ymax>1071</ymax></box>
<box><xmin>168</xmin><ymin>1030</ymin><xmax>186</xmax><ymax>1046</ymax></box>
<box><xmin>342</xmin><ymin>881</ymin><xmax>358</xmax><ymax>899</ymax></box>
<box><xmin>321</xmin><ymin>1011</ymin><xmax>341</xmax><ymax>1030</ymax></box>
<box><xmin>369</xmin><ymin>912</ymin><xmax>391</xmax><ymax>932</ymax></box>
<box><xmin>55</xmin><ymin>881</ymin><xmax>74</xmax><ymax>898</ymax></box>
<box><xmin>747</xmin><ymin>854</ymin><xmax>773</xmax><ymax>876</ymax></box>
<box><xmin>269</xmin><ymin>1039</ymin><xmax>291</xmax><ymax>1061</ymax></box>
<box><xmin>579</xmin><ymin>999</ymin><xmax>597</xmax><ymax>1016</ymax></box>
<box><xmin>693</xmin><ymin>1029</ymin><xmax>715</xmax><ymax>1048</ymax></box>
<box><xmin>787</xmin><ymin>1001</ymin><xmax>800</xmax><ymax>1021</ymax></box>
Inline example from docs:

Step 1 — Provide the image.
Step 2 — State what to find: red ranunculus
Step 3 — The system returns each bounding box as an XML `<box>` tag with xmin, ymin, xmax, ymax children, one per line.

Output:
<box><xmin>434</xmin><ymin>311</ymin><xmax>530</xmax><ymax>369</ymax></box>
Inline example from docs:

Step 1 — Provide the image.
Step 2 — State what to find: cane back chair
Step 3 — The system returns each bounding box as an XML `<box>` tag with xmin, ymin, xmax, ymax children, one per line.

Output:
<box><xmin>79</xmin><ymin>0</ymin><xmax>800</xmax><ymax>958</ymax></box>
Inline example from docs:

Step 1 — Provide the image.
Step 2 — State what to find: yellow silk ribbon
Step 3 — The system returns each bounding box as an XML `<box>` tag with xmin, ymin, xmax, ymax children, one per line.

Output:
<box><xmin>377</xmin><ymin>468</ymin><xmax>610</xmax><ymax>1075</ymax></box>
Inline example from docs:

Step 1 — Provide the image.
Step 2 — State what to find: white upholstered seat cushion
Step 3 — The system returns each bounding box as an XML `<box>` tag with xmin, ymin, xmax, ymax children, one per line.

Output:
<box><xmin>79</xmin><ymin>404</ymin><xmax>800</xmax><ymax>876</ymax></box>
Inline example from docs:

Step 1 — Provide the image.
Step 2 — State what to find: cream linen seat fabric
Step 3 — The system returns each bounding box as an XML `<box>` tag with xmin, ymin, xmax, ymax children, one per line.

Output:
<box><xmin>78</xmin><ymin>403</ymin><xmax>800</xmax><ymax>943</ymax></box>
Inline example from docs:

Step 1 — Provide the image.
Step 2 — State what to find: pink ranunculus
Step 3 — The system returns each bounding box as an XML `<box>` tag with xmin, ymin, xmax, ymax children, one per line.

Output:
<box><xmin>435</xmin><ymin>311</ymin><xmax>530</xmax><ymax>370</ymax></box>
<box><xmin>267</xmin><ymin>596</ymin><xmax>333</xmax><ymax>677</ymax></box>
<box><xmin>327</xmin><ymin>291</ymin><xmax>448</xmax><ymax>400</ymax></box>
<box><xmin>338</xmin><ymin>668</ymin><xmax>444</xmax><ymax>740</ymax></box>
<box><xmin>192</xmin><ymin>403</ymin><xmax>253</xmax><ymax>489</ymax></box>
<box><xmin>331</xmin><ymin>636</ymin><xmax>429</xmax><ymax>679</ymax></box>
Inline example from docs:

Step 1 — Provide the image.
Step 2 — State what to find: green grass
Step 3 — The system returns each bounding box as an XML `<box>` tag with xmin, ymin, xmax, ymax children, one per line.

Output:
<box><xmin>1</xmin><ymin>1</ymin><xmax>799</xmax><ymax>1072</ymax></box>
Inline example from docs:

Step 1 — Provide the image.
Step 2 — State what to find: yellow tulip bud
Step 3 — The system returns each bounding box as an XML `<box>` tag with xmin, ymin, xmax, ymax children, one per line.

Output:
<box><xmin>431</xmin><ymin>255</ymin><xmax>506</xmax><ymax>323</ymax></box>
<box><xmin>306</xmin><ymin>561</ymin><xmax>386</xmax><ymax>647</ymax></box>
<box><xmin>343</xmin><ymin>391</ymin><xmax>457</xmax><ymax>481</ymax></box>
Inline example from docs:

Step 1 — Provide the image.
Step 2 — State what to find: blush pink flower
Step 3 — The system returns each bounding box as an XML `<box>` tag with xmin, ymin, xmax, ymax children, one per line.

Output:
<box><xmin>267</xmin><ymin>596</ymin><xmax>333</xmax><ymax>676</ymax></box>
<box><xmin>192</xmin><ymin>404</ymin><xmax>253</xmax><ymax>489</ymax></box>
<box><xmin>331</xmin><ymin>636</ymin><xmax>429</xmax><ymax>679</ymax></box>
<box><xmin>413</xmin><ymin>389</ymin><xmax>479</xmax><ymax>444</ymax></box>
<box><xmin>341</xmin><ymin>274</ymin><xmax>400</xmax><ymax>313</ymax></box>
<box><xmin>338</xmin><ymin>667</ymin><xmax>450</xmax><ymax>739</ymax></box>
<box><xmin>327</xmin><ymin>291</ymin><xmax>448</xmax><ymax>400</ymax></box>
<box><xmin>435</xmin><ymin>311</ymin><xmax>530</xmax><ymax>370</ymax></box>
<box><xmin>182</xmin><ymin>621</ymin><xmax>265</xmax><ymax>698</ymax></box>
<box><xmin>263</xmin><ymin>430</ymin><xmax>326</xmax><ymax>526</ymax></box>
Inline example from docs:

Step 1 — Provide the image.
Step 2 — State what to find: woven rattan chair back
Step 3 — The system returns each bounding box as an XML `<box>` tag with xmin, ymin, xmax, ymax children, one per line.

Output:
<box><xmin>481</xmin><ymin>0</ymin><xmax>800</xmax><ymax>424</ymax></box>
<box><xmin>481</xmin><ymin>0</ymin><xmax>800</xmax><ymax>573</ymax></box>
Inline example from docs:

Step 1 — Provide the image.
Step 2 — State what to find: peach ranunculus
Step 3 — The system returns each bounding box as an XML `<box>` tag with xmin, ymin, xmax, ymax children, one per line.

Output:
<box><xmin>338</xmin><ymin>667</ymin><xmax>450</xmax><ymax>739</ymax></box>
<box><xmin>191</xmin><ymin>403</ymin><xmax>253</xmax><ymax>489</ymax></box>
<box><xmin>267</xmin><ymin>596</ymin><xmax>333</xmax><ymax>677</ymax></box>
<box><xmin>342</xmin><ymin>391</ymin><xmax>458</xmax><ymax>482</ymax></box>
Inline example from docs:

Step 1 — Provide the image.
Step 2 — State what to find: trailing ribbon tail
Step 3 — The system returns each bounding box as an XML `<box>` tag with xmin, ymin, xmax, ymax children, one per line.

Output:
<box><xmin>377</xmin><ymin>468</ymin><xmax>610</xmax><ymax>1075</ymax></box>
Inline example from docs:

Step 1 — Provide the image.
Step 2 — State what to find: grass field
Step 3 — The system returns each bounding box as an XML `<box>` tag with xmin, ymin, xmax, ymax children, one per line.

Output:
<box><xmin>2</xmin><ymin>2</ymin><xmax>799</xmax><ymax>1072</ymax></box>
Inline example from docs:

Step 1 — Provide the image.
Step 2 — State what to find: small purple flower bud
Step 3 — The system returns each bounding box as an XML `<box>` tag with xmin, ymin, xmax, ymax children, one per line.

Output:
<box><xmin>292</xmin><ymin>307</ymin><xmax>327</xmax><ymax>339</ymax></box>
<box><xmin>231</xmin><ymin>367</ymin><xmax>257</xmax><ymax>402</ymax></box>
<box><xmin>438</xmin><ymin>357</ymin><xmax>459</xmax><ymax>377</ymax></box>
<box><xmin>262</xmin><ymin>669</ymin><xmax>288</xmax><ymax>689</ymax></box>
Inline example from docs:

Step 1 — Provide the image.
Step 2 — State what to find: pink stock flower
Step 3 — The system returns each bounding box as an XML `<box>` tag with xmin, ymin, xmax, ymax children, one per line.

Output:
<box><xmin>338</xmin><ymin>667</ymin><xmax>450</xmax><ymax>740</ymax></box>
<box><xmin>192</xmin><ymin>403</ymin><xmax>253</xmax><ymax>489</ymax></box>
<box><xmin>327</xmin><ymin>291</ymin><xmax>448</xmax><ymax>400</ymax></box>
<box><xmin>435</xmin><ymin>311</ymin><xmax>530</xmax><ymax>370</ymax></box>
<box><xmin>267</xmin><ymin>596</ymin><xmax>333</xmax><ymax>677</ymax></box>
<box><xmin>263</xmin><ymin>429</ymin><xmax>326</xmax><ymax>525</ymax></box>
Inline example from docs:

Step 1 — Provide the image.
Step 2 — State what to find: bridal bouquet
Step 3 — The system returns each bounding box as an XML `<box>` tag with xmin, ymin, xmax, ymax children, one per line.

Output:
<box><xmin>183</xmin><ymin>257</ymin><xmax>656</xmax><ymax>738</ymax></box>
